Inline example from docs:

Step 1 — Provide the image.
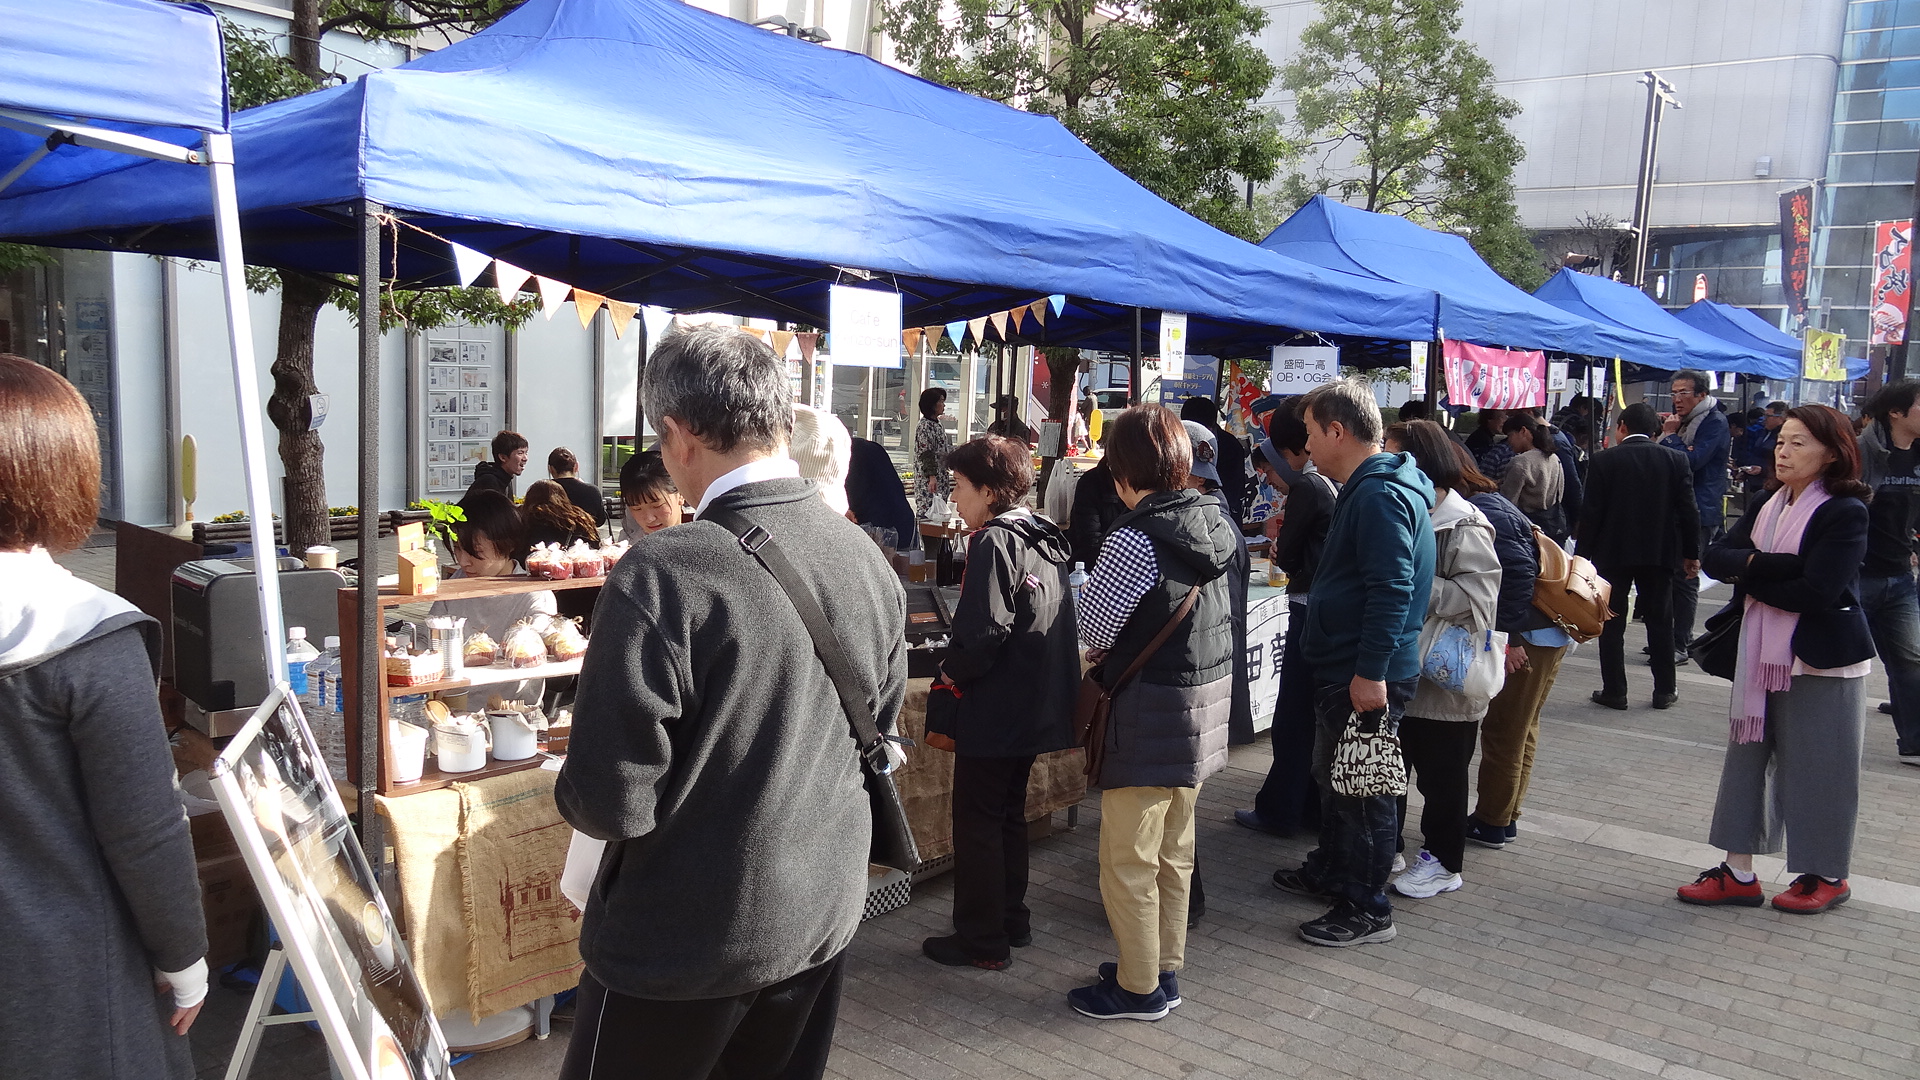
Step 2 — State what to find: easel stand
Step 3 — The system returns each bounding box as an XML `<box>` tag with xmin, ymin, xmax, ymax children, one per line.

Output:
<box><xmin>224</xmin><ymin>944</ymin><xmax>339</xmax><ymax>1080</ymax></box>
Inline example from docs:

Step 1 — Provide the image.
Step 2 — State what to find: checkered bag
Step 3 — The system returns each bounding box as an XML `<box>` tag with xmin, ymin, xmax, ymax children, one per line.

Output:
<box><xmin>1329</xmin><ymin>707</ymin><xmax>1406</xmax><ymax>798</ymax></box>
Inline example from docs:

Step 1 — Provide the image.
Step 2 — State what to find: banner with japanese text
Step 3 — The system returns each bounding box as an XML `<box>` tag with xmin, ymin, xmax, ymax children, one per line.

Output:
<box><xmin>1780</xmin><ymin>186</ymin><xmax>1815</xmax><ymax>323</ymax></box>
<box><xmin>1803</xmin><ymin>328</ymin><xmax>1848</xmax><ymax>382</ymax></box>
<box><xmin>1871</xmin><ymin>220</ymin><xmax>1911</xmax><ymax>346</ymax></box>
<box><xmin>1442</xmin><ymin>340</ymin><xmax>1546</xmax><ymax>410</ymax></box>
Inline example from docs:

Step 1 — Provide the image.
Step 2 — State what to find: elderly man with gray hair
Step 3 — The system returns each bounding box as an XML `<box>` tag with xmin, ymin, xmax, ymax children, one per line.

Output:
<box><xmin>555</xmin><ymin>324</ymin><xmax>906</xmax><ymax>1080</ymax></box>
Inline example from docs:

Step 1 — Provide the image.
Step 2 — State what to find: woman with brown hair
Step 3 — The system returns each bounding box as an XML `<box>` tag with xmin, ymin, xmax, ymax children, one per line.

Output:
<box><xmin>1499</xmin><ymin>413</ymin><xmax>1566</xmax><ymax>544</ymax></box>
<box><xmin>921</xmin><ymin>436</ymin><xmax>1079</xmax><ymax>970</ymax></box>
<box><xmin>522</xmin><ymin>476</ymin><xmax>603</xmax><ymax>550</ymax></box>
<box><xmin>0</xmin><ymin>355</ymin><xmax>208</xmax><ymax>1076</ymax></box>
<box><xmin>1068</xmin><ymin>405</ymin><xmax>1236</xmax><ymax>1022</ymax></box>
<box><xmin>1678</xmin><ymin>404</ymin><xmax>1874</xmax><ymax>914</ymax></box>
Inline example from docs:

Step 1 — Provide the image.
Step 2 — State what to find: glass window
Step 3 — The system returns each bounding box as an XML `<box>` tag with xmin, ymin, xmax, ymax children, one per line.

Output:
<box><xmin>1820</xmin><ymin>225</ymin><xmax>1874</xmax><ymax>266</ymax></box>
<box><xmin>1903</xmin><ymin>0</ymin><xmax>1920</xmax><ymax>27</ymax></box>
<box><xmin>1839</xmin><ymin>91</ymin><xmax>1884</xmax><ymax>121</ymax></box>
<box><xmin>1841</xmin><ymin>58</ymin><xmax>1920</xmax><ymax>90</ymax></box>
<box><xmin>1852</xmin><ymin>0</ymin><xmax>1897</xmax><ymax>32</ymax></box>
<box><xmin>1847</xmin><ymin>29</ymin><xmax>1891</xmax><ymax>60</ymax></box>
<box><xmin>1826</xmin><ymin>183</ymin><xmax>1915</xmax><ymax>225</ymax></box>
<box><xmin>1876</xmin><ymin>149</ymin><xmax>1920</xmax><ymax>180</ymax></box>
<box><xmin>1887</xmin><ymin>87</ymin><xmax>1920</xmax><ymax>117</ymax></box>
<box><xmin>1830</xmin><ymin>152</ymin><xmax>1880</xmax><ymax>181</ymax></box>
<box><xmin>1837</xmin><ymin>122</ymin><xmax>1884</xmax><ymax>151</ymax></box>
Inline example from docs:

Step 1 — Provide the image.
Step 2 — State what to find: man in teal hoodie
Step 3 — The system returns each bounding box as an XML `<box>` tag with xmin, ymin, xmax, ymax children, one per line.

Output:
<box><xmin>1272</xmin><ymin>379</ymin><xmax>1436</xmax><ymax>948</ymax></box>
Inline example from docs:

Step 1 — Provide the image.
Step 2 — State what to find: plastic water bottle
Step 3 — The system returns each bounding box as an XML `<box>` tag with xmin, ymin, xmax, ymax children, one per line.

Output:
<box><xmin>311</xmin><ymin>636</ymin><xmax>348</xmax><ymax>782</ymax></box>
<box><xmin>305</xmin><ymin>636</ymin><xmax>338</xmax><ymax>712</ymax></box>
<box><xmin>1068</xmin><ymin>561</ymin><xmax>1089</xmax><ymax>603</ymax></box>
<box><xmin>286</xmin><ymin>627</ymin><xmax>319</xmax><ymax>699</ymax></box>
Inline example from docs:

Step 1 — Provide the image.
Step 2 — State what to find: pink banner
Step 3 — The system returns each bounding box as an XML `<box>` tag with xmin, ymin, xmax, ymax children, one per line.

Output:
<box><xmin>1443</xmin><ymin>340</ymin><xmax>1546</xmax><ymax>410</ymax></box>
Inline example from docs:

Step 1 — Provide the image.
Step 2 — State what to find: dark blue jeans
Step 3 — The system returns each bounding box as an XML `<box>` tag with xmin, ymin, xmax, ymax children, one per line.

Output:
<box><xmin>1303</xmin><ymin>677</ymin><xmax>1417</xmax><ymax>917</ymax></box>
<box><xmin>1862</xmin><ymin>573</ymin><xmax>1920</xmax><ymax>755</ymax></box>
<box><xmin>1253</xmin><ymin>601</ymin><xmax>1323</xmax><ymax>833</ymax></box>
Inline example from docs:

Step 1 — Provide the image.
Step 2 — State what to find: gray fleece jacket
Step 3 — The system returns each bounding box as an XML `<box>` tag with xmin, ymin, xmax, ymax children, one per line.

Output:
<box><xmin>0</xmin><ymin>549</ymin><xmax>205</xmax><ymax>1079</ymax></box>
<box><xmin>1406</xmin><ymin>491</ymin><xmax>1503</xmax><ymax>723</ymax></box>
<box><xmin>556</xmin><ymin>478</ymin><xmax>906</xmax><ymax>1000</ymax></box>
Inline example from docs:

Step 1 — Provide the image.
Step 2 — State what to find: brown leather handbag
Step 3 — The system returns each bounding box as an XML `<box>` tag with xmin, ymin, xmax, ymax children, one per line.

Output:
<box><xmin>1073</xmin><ymin>583</ymin><xmax>1201</xmax><ymax>783</ymax></box>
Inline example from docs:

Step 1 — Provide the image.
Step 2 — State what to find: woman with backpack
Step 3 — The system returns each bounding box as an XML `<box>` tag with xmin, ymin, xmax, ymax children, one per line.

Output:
<box><xmin>1382</xmin><ymin>421</ymin><xmax>1503</xmax><ymax>899</ymax></box>
<box><xmin>920</xmin><ymin>436</ymin><xmax>1081</xmax><ymax>970</ymax></box>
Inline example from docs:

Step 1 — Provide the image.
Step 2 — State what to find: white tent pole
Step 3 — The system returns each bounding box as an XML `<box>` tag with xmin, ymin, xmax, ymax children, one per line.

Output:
<box><xmin>204</xmin><ymin>131</ymin><xmax>289</xmax><ymax>685</ymax></box>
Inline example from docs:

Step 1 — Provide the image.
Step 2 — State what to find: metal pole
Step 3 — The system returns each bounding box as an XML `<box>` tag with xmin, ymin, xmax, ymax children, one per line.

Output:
<box><xmin>1896</xmin><ymin>166</ymin><xmax>1920</xmax><ymax>379</ymax></box>
<box><xmin>356</xmin><ymin>199</ymin><xmax>383</xmax><ymax>856</ymax></box>
<box><xmin>1629</xmin><ymin>72</ymin><xmax>1679</xmax><ymax>288</ymax></box>
<box><xmin>633</xmin><ymin>314</ymin><xmax>649</xmax><ymax>450</ymax></box>
<box><xmin>204</xmin><ymin>133</ymin><xmax>287</xmax><ymax>682</ymax></box>
<box><xmin>1130</xmin><ymin>308</ymin><xmax>1142</xmax><ymax>406</ymax></box>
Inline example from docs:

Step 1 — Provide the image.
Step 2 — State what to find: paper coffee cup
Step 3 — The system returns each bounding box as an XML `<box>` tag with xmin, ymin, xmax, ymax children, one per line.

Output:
<box><xmin>306</xmin><ymin>545</ymin><xmax>340</xmax><ymax>569</ymax></box>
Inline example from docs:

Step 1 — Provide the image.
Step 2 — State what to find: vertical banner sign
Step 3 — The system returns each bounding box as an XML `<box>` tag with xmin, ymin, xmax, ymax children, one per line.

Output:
<box><xmin>1870</xmin><ymin>220</ymin><xmax>1912</xmax><ymax>346</ymax></box>
<box><xmin>1158</xmin><ymin>312</ymin><xmax>1188</xmax><ymax>379</ymax></box>
<box><xmin>1158</xmin><ymin>354</ymin><xmax>1221</xmax><ymax>412</ymax></box>
<box><xmin>1803</xmin><ymin>328</ymin><xmax>1848</xmax><ymax>382</ymax></box>
<box><xmin>1267</xmin><ymin>345</ymin><xmax>1340</xmax><ymax>393</ymax></box>
<box><xmin>1442</xmin><ymin>340</ymin><xmax>1546</xmax><ymax>409</ymax></box>
<box><xmin>828</xmin><ymin>284</ymin><xmax>903</xmax><ymax>368</ymax></box>
<box><xmin>1408</xmin><ymin>341</ymin><xmax>1429</xmax><ymax>397</ymax></box>
<box><xmin>1780</xmin><ymin>185</ymin><xmax>1815</xmax><ymax>325</ymax></box>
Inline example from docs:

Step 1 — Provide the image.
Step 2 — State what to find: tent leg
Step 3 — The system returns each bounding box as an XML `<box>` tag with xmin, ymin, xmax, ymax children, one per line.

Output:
<box><xmin>1424</xmin><ymin>335</ymin><xmax>1442</xmax><ymax>412</ymax></box>
<box><xmin>357</xmin><ymin>199</ymin><xmax>385</xmax><ymax>864</ymax></box>
<box><xmin>1130</xmin><ymin>308</ymin><xmax>1142</xmax><ymax>406</ymax></box>
<box><xmin>634</xmin><ymin>313</ymin><xmax>649</xmax><ymax>453</ymax></box>
<box><xmin>204</xmin><ymin>133</ymin><xmax>288</xmax><ymax>688</ymax></box>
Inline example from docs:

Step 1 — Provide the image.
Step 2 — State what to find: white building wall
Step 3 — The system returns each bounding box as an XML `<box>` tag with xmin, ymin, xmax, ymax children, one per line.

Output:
<box><xmin>512</xmin><ymin>307</ymin><xmax>602</xmax><ymax>488</ymax></box>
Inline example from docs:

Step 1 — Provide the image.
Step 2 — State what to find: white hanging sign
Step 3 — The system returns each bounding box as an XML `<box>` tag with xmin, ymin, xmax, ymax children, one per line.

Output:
<box><xmin>1159</xmin><ymin>312</ymin><xmax>1188</xmax><ymax>379</ymax></box>
<box><xmin>828</xmin><ymin>284</ymin><xmax>903</xmax><ymax>369</ymax></box>
<box><xmin>1548</xmin><ymin>362</ymin><xmax>1569</xmax><ymax>392</ymax></box>
<box><xmin>1268</xmin><ymin>345</ymin><xmax>1340</xmax><ymax>393</ymax></box>
<box><xmin>1408</xmin><ymin>342</ymin><xmax>1428</xmax><ymax>396</ymax></box>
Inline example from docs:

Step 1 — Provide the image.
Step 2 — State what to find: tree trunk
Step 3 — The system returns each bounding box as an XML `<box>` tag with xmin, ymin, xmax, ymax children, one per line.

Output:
<box><xmin>288</xmin><ymin>0</ymin><xmax>323</xmax><ymax>80</ymax></box>
<box><xmin>268</xmin><ymin>274</ymin><xmax>331</xmax><ymax>552</ymax></box>
<box><xmin>1036</xmin><ymin>346</ymin><xmax>1082</xmax><ymax>492</ymax></box>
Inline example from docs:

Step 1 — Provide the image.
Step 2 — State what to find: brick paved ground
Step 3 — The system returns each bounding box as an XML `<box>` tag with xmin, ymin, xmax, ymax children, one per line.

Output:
<box><xmin>179</xmin><ymin>583</ymin><xmax>1920</xmax><ymax>1077</ymax></box>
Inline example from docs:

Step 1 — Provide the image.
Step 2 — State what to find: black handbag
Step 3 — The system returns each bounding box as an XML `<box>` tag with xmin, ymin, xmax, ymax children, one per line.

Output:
<box><xmin>705</xmin><ymin>508</ymin><xmax>922</xmax><ymax>874</ymax></box>
<box><xmin>1688</xmin><ymin>600</ymin><xmax>1742</xmax><ymax>680</ymax></box>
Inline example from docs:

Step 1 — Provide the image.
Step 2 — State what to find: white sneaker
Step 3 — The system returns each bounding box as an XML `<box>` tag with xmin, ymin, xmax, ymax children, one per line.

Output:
<box><xmin>1391</xmin><ymin>852</ymin><xmax>1407</xmax><ymax>874</ymax></box>
<box><xmin>1392</xmin><ymin>850</ymin><xmax>1463</xmax><ymax>898</ymax></box>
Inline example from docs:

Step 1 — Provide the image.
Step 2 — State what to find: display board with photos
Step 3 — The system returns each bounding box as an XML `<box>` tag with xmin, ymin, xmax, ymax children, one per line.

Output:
<box><xmin>425</xmin><ymin>336</ymin><xmax>498</xmax><ymax>493</ymax></box>
<box><xmin>210</xmin><ymin>694</ymin><xmax>452</xmax><ymax>1080</ymax></box>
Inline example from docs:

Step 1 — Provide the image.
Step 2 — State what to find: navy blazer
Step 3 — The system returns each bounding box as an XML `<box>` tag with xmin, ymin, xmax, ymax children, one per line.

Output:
<box><xmin>1702</xmin><ymin>493</ymin><xmax>1875</xmax><ymax>671</ymax></box>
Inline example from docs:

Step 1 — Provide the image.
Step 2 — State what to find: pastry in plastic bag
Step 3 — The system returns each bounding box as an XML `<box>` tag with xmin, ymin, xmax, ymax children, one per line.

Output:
<box><xmin>504</xmin><ymin>621</ymin><xmax>547</xmax><ymax>669</ymax></box>
<box><xmin>567</xmin><ymin>538</ymin><xmax>605</xmax><ymax>580</ymax></box>
<box><xmin>463</xmin><ymin>632</ymin><xmax>498</xmax><ymax>667</ymax></box>
<box><xmin>526</xmin><ymin>542</ymin><xmax>573</xmax><ymax>581</ymax></box>
<box><xmin>543</xmin><ymin>618</ymin><xmax>588</xmax><ymax>662</ymax></box>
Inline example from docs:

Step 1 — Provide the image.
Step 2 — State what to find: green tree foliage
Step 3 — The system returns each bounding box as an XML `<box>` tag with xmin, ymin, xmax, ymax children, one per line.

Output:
<box><xmin>882</xmin><ymin>0</ymin><xmax>1284</xmax><ymax>241</ymax></box>
<box><xmin>1277</xmin><ymin>0</ymin><xmax>1540</xmax><ymax>288</ymax></box>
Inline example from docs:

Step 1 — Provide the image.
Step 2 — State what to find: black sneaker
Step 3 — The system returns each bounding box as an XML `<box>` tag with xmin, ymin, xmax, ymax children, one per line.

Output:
<box><xmin>1464</xmin><ymin>816</ymin><xmax>1508</xmax><ymax>849</ymax></box>
<box><xmin>1272</xmin><ymin>865</ymin><xmax>1331</xmax><ymax>898</ymax></box>
<box><xmin>1299</xmin><ymin>900</ymin><xmax>1396</xmax><ymax>947</ymax></box>
<box><xmin>921</xmin><ymin>935</ymin><xmax>1009</xmax><ymax>970</ymax></box>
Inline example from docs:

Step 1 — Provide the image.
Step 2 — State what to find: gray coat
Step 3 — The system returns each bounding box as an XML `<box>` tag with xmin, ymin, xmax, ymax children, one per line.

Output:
<box><xmin>0</xmin><ymin>614</ymin><xmax>205</xmax><ymax>1079</ymax></box>
<box><xmin>556</xmin><ymin>477</ymin><xmax>906</xmax><ymax>1000</ymax></box>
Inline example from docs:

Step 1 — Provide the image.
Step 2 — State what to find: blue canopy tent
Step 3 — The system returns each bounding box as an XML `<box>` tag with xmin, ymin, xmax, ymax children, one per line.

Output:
<box><xmin>1258</xmin><ymin>196</ymin><xmax>1681</xmax><ymax>363</ymax></box>
<box><xmin>1675</xmin><ymin>299</ymin><xmax>1870</xmax><ymax>381</ymax></box>
<box><xmin>1534</xmin><ymin>269</ymin><xmax>1799</xmax><ymax>380</ymax></box>
<box><xmin>0</xmin><ymin>0</ymin><xmax>1437</xmax><ymax>353</ymax></box>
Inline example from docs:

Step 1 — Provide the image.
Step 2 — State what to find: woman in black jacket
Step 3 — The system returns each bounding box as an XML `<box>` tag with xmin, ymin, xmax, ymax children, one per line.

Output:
<box><xmin>922</xmin><ymin>436</ymin><xmax>1080</xmax><ymax>970</ymax></box>
<box><xmin>1677</xmin><ymin>405</ymin><xmax>1874</xmax><ymax>915</ymax></box>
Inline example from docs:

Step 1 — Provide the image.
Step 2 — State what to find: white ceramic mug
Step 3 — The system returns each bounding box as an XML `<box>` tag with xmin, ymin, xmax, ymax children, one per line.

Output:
<box><xmin>389</xmin><ymin>720</ymin><xmax>430</xmax><ymax>784</ymax></box>
<box><xmin>488</xmin><ymin>710</ymin><xmax>539</xmax><ymax>761</ymax></box>
<box><xmin>306</xmin><ymin>545</ymin><xmax>340</xmax><ymax>569</ymax></box>
<box><xmin>434</xmin><ymin>721</ymin><xmax>490</xmax><ymax>773</ymax></box>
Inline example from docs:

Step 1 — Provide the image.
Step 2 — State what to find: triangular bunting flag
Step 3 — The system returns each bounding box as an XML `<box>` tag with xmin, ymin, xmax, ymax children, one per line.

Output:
<box><xmin>989</xmin><ymin>310</ymin><xmax>1010</xmax><ymax>340</ymax></box>
<box><xmin>573</xmin><ymin>289</ymin><xmax>606</xmax><ymax>329</ymax></box>
<box><xmin>796</xmin><ymin>332</ymin><xmax>819</xmax><ymax>362</ymax></box>
<box><xmin>923</xmin><ymin>326</ymin><xmax>945</xmax><ymax>353</ymax></box>
<box><xmin>1029</xmin><ymin>299</ymin><xmax>1048</xmax><ymax>326</ymax></box>
<box><xmin>641</xmin><ymin>305</ymin><xmax>673</xmax><ymax>348</ymax></box>
<box><xmin>606</xmin><ymin>300</ymin><xmax>638</xmax><ymax>339</ymax></box>
<box><xmin>449</xmin><ymin>242</ymin><xmax>491</xmax><ymax>288</ymax></box>
<box><xmin>968</xmin><ymin>317</ymin><xmax>988</xmax><ymax>344</ymax></box>
<box><xmin>741</xmin><ymin>326</ymin><xmax>767</xmax><ymax>340</ymax></box>
<box><xmin>1048</xmin><ymin>294</ymin><xmax>1067</xmax><ymax>317</ymax></box>
<box><xmin>1010</xmin><ymin>306</ymin><xmax>1027</xmax><ymax>334</ymax></box>
<box><xmin>902</xmin><ymin>328</ymin><xmax>923</xmax><ymax>354</ymax></box>
<box><xmin>494</xmin><ymin>260</ymin><xmax>532</xmax><ymax>305</ymax></box>
<box><xmin>770</xmin><ymin>329</ymin><xmax>795</xmax><ymax>357</ymax></box>
<box><xmin>535</xmin><ymin>276</ymin><xmax>571</xmax><ymax>319</ymax></box>
<box><xmin>946</xmin><ymin>320</ymin><xmax>968</xmax><ymax>348</ymax></box>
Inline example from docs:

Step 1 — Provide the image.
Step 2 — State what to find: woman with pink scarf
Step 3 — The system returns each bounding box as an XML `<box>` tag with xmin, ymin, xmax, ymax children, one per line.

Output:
<box><xmin>1678</xmin><ymin>405</ymin><xmax>1874</xmax><ymax>914</ymax></box>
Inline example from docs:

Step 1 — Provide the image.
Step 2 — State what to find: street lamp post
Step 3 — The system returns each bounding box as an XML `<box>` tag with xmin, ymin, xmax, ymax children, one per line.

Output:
<box><xmin>1628</xmin><ymin>71</ymin><xmax>1682</xmax><ymax>289</ymax></box>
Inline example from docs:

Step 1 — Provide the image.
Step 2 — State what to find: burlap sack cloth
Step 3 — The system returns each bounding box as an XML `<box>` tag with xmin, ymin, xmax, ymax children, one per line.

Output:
<box><xmin>379</xmin><ymin>768</ymin><xmax>581</xmax><ymax>1020</ymax></box>
<box><xmin>895</xmin><ymin>677</ymin><xmax>1088</xmax><ymax>863</ymax></box>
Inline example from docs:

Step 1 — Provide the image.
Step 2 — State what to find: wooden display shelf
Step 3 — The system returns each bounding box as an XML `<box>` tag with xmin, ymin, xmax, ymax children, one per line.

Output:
<box><xmin>385</xmin><ymin>657</ymin><xmax>583</xmax><ymax>698</ymax></box>
<box><xmin>340</xmin><ymin>574</ymin><xmax>602</xmax><ymax>798</ymax></box>
<box><xmin>384</xmin><ymin>753</ymin><xmax>556</xmax><ymax>797</ymax></box>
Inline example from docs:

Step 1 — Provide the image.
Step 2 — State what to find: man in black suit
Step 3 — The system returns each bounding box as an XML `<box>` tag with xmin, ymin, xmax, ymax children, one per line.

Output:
<box><xmin>1578</xmin><ymin>402</ymin><xmax>1700</xmax><ymax>711</ymax></box>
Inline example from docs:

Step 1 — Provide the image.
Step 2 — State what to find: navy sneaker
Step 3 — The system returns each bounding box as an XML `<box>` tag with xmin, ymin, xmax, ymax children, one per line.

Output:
<box><xmin>1095</xmin><ymin>963</ymin><xmax>1181</xmax><ymax>1008</ymax></box>
<box><xmin>1505</xmin><ymin>820</ymin><xmax>1518</xmax><ymax>841</ymax></box>
<box><xmin>1298</xmin><ymin>900</ymin><xmax>1396</xmax><ymax>948</ymax></box>
<box><xmin>1068</xmin><ymin>977</ymin><xmax>1170</xmax><ymax>1021</ymax></box>
<box><xmin>1465</xmin><ymin>816</ymin><xmax>1509</xmax><ymax>849</ymax></box>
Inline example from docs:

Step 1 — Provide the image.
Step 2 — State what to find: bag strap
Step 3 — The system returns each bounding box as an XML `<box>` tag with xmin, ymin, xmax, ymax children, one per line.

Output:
<box><xmin>703</xmin><ymin>506</ymin><xmax>890</xmax><ymax>775</ymax></box>
<box><xmin>1106</xmin><ymin>582</ymin><xmax>1202</xmax><ymax>695</ymax></box>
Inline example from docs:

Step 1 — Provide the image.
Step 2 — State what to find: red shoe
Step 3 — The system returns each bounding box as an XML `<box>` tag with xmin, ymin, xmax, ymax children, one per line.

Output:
<box><xmin>1770</xmin><ymin>874</ymin><xmax>1851</xmax><ymax>914</ymax></box>
<box><xmin>1676</xmin><ymin>864</ymin><xmax>1764</xmax><ymax>907</ymax></box>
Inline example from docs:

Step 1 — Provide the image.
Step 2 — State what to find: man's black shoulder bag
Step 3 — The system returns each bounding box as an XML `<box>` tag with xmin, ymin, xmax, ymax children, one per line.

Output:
<box><xmin>705</xmin><ymin>507</ymin><xmax>920</xmax><ymax>874</ymax></box>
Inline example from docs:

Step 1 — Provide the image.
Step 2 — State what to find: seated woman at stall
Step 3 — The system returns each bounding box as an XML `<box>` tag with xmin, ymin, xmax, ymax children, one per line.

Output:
<box><xmin>429</xmin><ymin>491</ymin><xmax>556</xmax><ymax>702</ymax></box>
<box><xmin>522</xmin><ymin>478</ymin><xmax>603</xmax><ymax>550</ymax></box>
<box><xmin>618</xmin><ymin>449</ymin><xmax>683</xmax><ymax>540</ymax></box>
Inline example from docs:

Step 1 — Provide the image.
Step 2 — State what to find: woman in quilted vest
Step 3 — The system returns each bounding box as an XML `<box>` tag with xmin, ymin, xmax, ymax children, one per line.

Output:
<box><xmin>1068</xmin><ymin>405</ymin><xmax>1237</xmax><ymax>1022</ymax></box>
<box><xmin>1383</xmin><ymin>421</ymin><xmax>1503</xmax><ymax>899</ymax></box>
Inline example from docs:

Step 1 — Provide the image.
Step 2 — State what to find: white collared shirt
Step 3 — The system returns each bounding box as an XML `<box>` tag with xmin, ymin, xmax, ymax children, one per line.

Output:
<box><xmin>695</xmin><ymin>456</ymin><xmax>802</xmax><ymax>517</ymax></box>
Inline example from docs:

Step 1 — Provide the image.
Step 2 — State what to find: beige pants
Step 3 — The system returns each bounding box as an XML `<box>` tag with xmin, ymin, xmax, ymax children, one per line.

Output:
<box><xmin>1098</xmin><ymin>785</ymin><xmax>1199</xmax><ymax>996</ymax></box>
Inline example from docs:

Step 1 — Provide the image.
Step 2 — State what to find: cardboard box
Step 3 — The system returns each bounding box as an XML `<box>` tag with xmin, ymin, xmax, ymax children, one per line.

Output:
<box><xmin>397</xmin><ymin>549</ymin><xmax>438</xmax><ymax>596</ymax></box>
<box><xmin>188</xmin><ymin>807</ymin><xmax>237</xmax><ymax>861</ymax></box>
<box><xmin>198</xmin><ymin>852</ymin><xmax>261</xmax><ymax>968</ymax></box>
